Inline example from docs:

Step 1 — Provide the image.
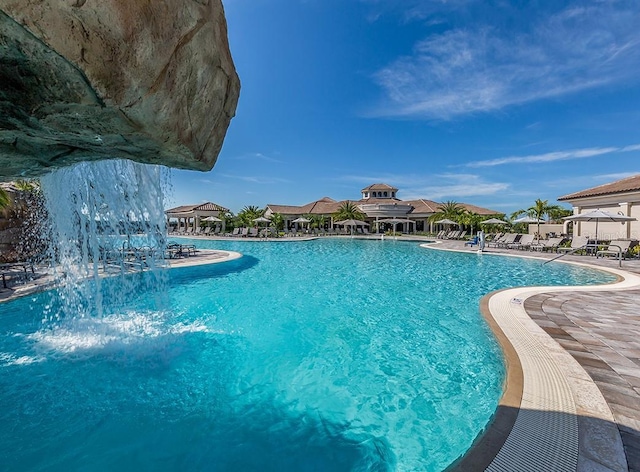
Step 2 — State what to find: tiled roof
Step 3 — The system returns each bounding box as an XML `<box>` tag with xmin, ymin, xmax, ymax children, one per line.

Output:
<box><xmin>165</xmin><ymin>202</ymin><xmax>229</xmax><ymax>213</ymax></box>
<box><xmin>403</xmin><ymin>199</ymin><xmax>440</xmax><ymax>214</ymax></box>
<box><xmin>459</xmin><ymin>203</ymin><xmax>502</xmax><ymax>216</ymax></box>
<box><xmin>558</xmin><ymin>174</ymin><xmax>640</xmax><ymax>201</ymax></box>
<box><xmin>361</xmin><ymin>183</ymin><xmax>398</xmax><ymax>192</ymax></box>
<box><xmin>357</xmin><ymin>197</ymin><xmax>403</xmax><ymax>204</ymax></box>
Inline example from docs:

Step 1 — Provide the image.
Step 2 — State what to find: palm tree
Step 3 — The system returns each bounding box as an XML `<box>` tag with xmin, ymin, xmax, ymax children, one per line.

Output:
<box><xmin>270</xmin><ymin>212</ymin><xmax>284</xmax><ymax>235</ymax></box>
<box><xmin>429</xmin><ymin>201</ymin><xmax>465</xmax><ymax>228</ymax></box>
<box><xmin>333</xmin><ymin>201</ymin><xmax>365</xmax><ymax>222</ymax></box>
<box><xmin>237</xmin><ymin>205</ymin><xmax>264</xmax><ymax>227</ymax></box>
<box><xmin>309</xmin><ymin>214</ymin><xmax>326</xmax><ymax>231</ymax></box>
<box><xmin>460</xmin><ymin>211</ymin><xmax>483</xmax><ymax>237</ymax></box>
<box><xmin>547</xmin><ymin>206</ymin><xmax>572</xmax><ymax>223</ymax></box>
<box><xmin>513</xmin><ymin>199</ymin><xmax>566</xmax><ymax>240</ymax></box>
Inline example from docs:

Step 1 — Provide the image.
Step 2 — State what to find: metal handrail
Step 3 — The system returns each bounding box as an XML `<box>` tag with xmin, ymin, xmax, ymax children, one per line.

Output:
<box><xmin>544</xmin><ymin>243</ymin><xmax>625</xmax><ymax>267</ymax></box>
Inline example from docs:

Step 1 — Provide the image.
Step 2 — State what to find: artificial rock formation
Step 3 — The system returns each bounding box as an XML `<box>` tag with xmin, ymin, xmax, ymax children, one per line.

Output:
<box><xmin>0</xmin><ymin>0</ymin><xmax>240</xmax><ymax>179</ymax></box>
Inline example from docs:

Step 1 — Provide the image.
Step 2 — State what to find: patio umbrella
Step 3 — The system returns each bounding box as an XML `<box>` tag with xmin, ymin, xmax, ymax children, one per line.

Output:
<box><xmin>481</xmin><ymin>218</ymin><xmax>509</xmax><ymax>225</ymax></box>
<box><xmin>434</xmin><ymin>218</ymin><xmax>458</xmax><ymax>225</ymax></box>
<box><xmin>563</xmin><ymin>209</ymin><xmax>636</xmax><ymax>240</ymax></box>
<box><xmin>202</xmin><ymin>216</ymin><xmax>222</xmax><ymax>222</ymax></box>
<box><xmin>291</xmin><ymin>217</ymin><xmax>310</xmax><ymax>224</ymax></box>
<box><xmin>335</xmin><ymin>219</ymin><xmax>369</xmax><ymax>236</ymax></box>
<box><xmin>512</xmin><ymin>215</ymin><xmax>544</xmax><ymax>224</ymax></box>
<box><xmin>335</xmin><ymin>219</ymin><xmax>369</xmax><ymax>226</ymax></box>
<box><xmin>253</xmin><ymin>216</ymin><xmax>271</xmax><ymax>224</ymax></box>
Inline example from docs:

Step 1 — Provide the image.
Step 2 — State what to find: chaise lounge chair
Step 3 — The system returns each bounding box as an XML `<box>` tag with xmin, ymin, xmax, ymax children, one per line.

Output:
<box><xmin>557</xmin><ymin>235</ymin><xmax>589</xmax><ymax>254</ymax></box>
<box><xmin>596</xmin><ymin>240</ymin><xmax>637</xmax><ymax>260</ymax></box>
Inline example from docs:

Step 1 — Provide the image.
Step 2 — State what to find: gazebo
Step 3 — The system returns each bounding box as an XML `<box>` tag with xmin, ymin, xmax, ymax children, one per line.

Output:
<box><xmin>165</xmin><ymin>202</ymin><xmax>228</xmax><ymax>233</ymax></box>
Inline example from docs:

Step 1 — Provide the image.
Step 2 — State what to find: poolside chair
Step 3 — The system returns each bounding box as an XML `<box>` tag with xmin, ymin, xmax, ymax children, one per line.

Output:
<box><xmin>532</xmin><ymin>237</ymin><xmax>567</xmax><ymax>252</ymax></box>
<box><xmin>248</xmin><ymin>228</ymin><xmax>259</xmax><ymax>237</ymax></box>
<box><xmin>203</xmin><ymin>226</ymin><xmax>211</xmax><ymax>235</ymax></box>
<box><xmin>596</xmin><ymin>240</ymin><xmax>637</xmax><ymax>260</ymax></box>
<box><xmin>490</xmin><ymin>233</ymin><xmax>519</xmax><ymax>248</ymax></box>
<box><xmin>486</xmin><ymin>233</ymin><xmax>508</xmax><ymax>247</ymax></box>
<box><xmin>556</xmin><ymin>235</ymin><xmax>589</xmax><ymax>254</ymax></box>
<box><xmin>456</xmin><ymin>231</ymin><xmax>467</xmax><ymax>240</ymax></box>
<box><xmin>508</xmin><ymin>234</ymin><xmax>534</xmax><ymax>250</ymax></box>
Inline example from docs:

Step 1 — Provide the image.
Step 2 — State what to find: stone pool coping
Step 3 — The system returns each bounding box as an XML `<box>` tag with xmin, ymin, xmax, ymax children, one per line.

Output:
<box><xmin>424</xmin><ymin>241</ymin><xmax>640</xmax><ymax>471</ymax></box>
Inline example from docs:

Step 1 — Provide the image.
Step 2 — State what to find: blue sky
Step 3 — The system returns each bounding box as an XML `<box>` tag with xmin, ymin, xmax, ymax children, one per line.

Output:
<box><xmin>168</xmin><ymin>0</ymin><xmax>640</xmax><ymax>215</ymax></box>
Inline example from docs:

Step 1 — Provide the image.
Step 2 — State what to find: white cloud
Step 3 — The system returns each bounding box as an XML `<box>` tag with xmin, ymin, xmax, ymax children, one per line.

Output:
<box><xmin>218</xmin><ymin>173</ymin><xmax>291</xmax><ymax>185</ymax></box>
<box><xmin>466</xmin><ymin>144</ymin><xmax>640</xmax><ymax>168</ymax></box>
<box><xmin>370</xmin><ymin>3</ymin><xmax>640</xmax><ymax>119</ymax></box>
<box><xmin>400</xmin><ymin>173</ymin><xmax>510</xmax><ymax>200</ymax></box>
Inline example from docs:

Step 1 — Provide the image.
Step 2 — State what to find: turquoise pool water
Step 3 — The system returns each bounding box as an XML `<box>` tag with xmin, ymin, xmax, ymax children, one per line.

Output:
<box><xmin>0</xmin><ymin>239</ymin><xmax>614</xmax><ymax>471</ymax></box>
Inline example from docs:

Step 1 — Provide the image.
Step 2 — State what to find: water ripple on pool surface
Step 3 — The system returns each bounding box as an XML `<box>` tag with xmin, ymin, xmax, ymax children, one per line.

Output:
<box><xmin>0</xmin><ymin>239</ymin><xmax>614</xmax><ymax>471</ymax></box>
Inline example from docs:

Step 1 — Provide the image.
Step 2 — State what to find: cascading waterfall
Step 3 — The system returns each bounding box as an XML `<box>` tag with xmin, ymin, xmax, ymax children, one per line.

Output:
<box><xmin>38</xmin><ymin>159</ymin><xmax>171</xmax><ymax>321</ymax></box>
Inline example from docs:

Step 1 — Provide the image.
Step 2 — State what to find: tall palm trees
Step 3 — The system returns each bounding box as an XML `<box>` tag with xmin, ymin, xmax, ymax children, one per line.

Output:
<box><xmin>237</xmin><ymin>205</ymin><xmax>264</xmax><ymax>227</ymax></box>
<box><xmin>429</xmin><ymin>200</ymin><xmax>465</xmax><ymax>224</ymax></box>
<box><xmin>333</xmin><ymin>201</ymin><xmax>365</xmax><ymax>222</ymax></box>
<box><xmin>513</xmin><ymin>199</ymin><xmax>567</xmax><ymax>240</ymax></box>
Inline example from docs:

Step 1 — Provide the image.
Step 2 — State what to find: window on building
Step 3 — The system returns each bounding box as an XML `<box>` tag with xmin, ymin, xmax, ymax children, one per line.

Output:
<box><xmin>384</xmin><ymin>191</ymin><xmax>388</xmax><ymax>197</ymax></box>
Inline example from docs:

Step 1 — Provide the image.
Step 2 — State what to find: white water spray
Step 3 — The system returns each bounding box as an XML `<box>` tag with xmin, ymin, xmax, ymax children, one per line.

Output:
<box><xmin>39</xmin><ymin>159</ymin><xmax>170</xmax><ymax>320</ymax></box>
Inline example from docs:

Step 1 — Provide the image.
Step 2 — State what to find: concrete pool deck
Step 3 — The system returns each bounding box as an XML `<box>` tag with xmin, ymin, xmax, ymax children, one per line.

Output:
<box><xmin>426</xmin><ymin>239</ymin><xmax>640</xmax><ymax>471</ymax></box>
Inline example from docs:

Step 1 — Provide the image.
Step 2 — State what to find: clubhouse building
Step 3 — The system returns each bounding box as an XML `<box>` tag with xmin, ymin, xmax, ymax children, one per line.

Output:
<box><xmin>265</xmin><ymin>183</ymin><xmax>500</xmax><ymax>233</ymax></box>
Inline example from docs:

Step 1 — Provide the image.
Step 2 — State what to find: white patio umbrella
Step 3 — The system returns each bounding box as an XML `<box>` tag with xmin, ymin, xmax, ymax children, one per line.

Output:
<box><xmin>202</xmin><ymin>216</ymin><xmax>222</xmax><ymax>222</ymax></box>
<box><xmin>481</xmin><ymin>218</ymin><xmax>509</xmax><ymax>225</ymax></box>
<box><xmin>512</xmin><ymin>215</ymin><xmax>544</xmax><ymax>224</ymax></box>
<box><xmin>291</xmin><ymin>216</ymin><xmax>310</xmax><ymax>232</ymax></box>
<box><xmin>335</xmin><ymin>219</ymin><xmax>369</xmax><ymax>226</ymax></box>
<box><xmin>335</xmin><ymin>219</ymin><xmax>369</xmax><ymax>236</ymax></box>
<box><xmin>253</xmin><ymin>216</ymin><xmax>271</xmax><ymax>224</ymax></box>
<box><xmin>434</xmin><ymin>218</ymin><xmax>458</xmax><ymax>225</ymax></box>
<box><xmin>563</xmin><ymin>210</ymin><xmax>636</xmax><ymax>240</ymax></box>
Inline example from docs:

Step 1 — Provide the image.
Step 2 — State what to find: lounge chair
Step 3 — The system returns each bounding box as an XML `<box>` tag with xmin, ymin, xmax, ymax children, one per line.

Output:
<box><xmin>596</xmin><ymin>240</ymin><xmax>637</xmax><ymax>260</ymax></box>
<box><xmin>556</xmin><ymin>235</ymin><xmax>589</xmax><ymax>254</ymax></box>
<box><xmin>531</xmin><ymin>237</ymin><xmax>567</xmax><ymax>252</ymax></box>
<box><xmin>489</xmin><ymin>233</ymin><xmax>519</xmax><ymax>248</ymax></box>
<box><xmin>486</xmin><ymin>233</ymin><xmax>508</xmax><ymax>247</ymax></box>
<box><xmin>508</xmin><ymin>234</ymin><xmax>534</xmax><ymax>250</ymax></box>
<box><xmin>0</xmin><ymin>262</ymin><xmax>36</xmax><ymax>289</ymax></box>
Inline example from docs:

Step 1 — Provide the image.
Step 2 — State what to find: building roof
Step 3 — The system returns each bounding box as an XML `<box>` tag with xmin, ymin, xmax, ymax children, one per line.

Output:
<box><xmin>558</xmin><ymin>174</ymin><xmax>640</xmax><ymax>201</ymax></box>
<box><xmin>459</xmin><ymin>203</ymin><xmax>502</xmax><ymax>216</ymax></box>
<box><xmin>267</xmin><ymin>196</ymin><xmax>500</xmax><ymax>217</ymax></box>
<box><xmin>403</xmin><ymin>199</ymin><xmax>440</xmax><ymax>214</ymax></box>
<box><xmin>165</xmin><ymin>202</ymin><xmax>229</xmax><ymax>213</ymax></box>
<box><xmin>361</xmin><ymin>183</ymin><xmax>398</xmax><ymax>192</ymax></box>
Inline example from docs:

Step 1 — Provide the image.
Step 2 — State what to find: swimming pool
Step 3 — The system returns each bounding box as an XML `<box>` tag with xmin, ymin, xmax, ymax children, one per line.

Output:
<box><xmin>0</xmin><ymin>239</ymin><xmax>614</xmax><ymax>471</ymax></box>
